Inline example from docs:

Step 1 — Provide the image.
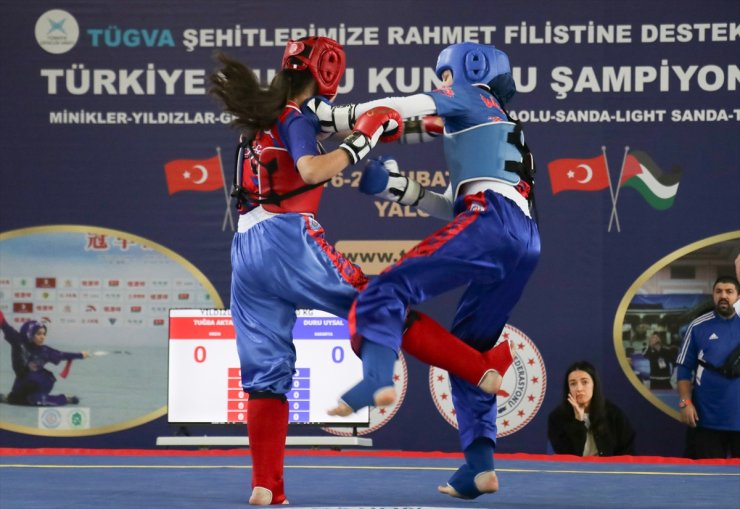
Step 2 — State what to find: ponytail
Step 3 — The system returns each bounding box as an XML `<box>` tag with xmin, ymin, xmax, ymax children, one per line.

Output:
<box><xmin>209</xmin><ymin>52</ymin><xmax>315</xmax><ymax>134</ymax></box>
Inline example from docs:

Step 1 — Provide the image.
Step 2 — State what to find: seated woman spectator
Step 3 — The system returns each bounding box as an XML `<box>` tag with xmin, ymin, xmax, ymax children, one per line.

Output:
<box><xmin>547</xmin><ymin>361</ymin><xmax>635</xmax><ymax>456</ymax></box>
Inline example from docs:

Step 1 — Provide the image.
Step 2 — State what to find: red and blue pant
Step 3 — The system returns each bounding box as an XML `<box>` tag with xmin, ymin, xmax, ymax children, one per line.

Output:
<box><xmin>351</xmin><ymin>190</ymin><xmax>540</xmax><ymax>449</ymax></box>
<box><xmin>231</xmin><ymin>212</ymin><xmax>367</xmax><ymax>395</ymax></box>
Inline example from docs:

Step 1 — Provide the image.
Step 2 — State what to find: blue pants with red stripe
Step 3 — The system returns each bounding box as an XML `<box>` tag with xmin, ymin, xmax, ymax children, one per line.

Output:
<box><xmin>231</xmin><ymin>212</ymin><xmax>367</xmax><ymax>395</ymax></box>
<box><xmin>351</xmin><ymin>190</ymin><xmax>540</xmax><ymax>449</ymax></box>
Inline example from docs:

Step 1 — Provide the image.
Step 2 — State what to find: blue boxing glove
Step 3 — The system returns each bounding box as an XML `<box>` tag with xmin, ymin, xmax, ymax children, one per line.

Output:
<box><xmin>359</xmin><ymin>157</ymin><xmax>391</xmax><ymax>195</ymax></box>
<box><xmin>359</xmin><ymin>156</ymin><xmax>424</xmax><ymax>206</ymax></box>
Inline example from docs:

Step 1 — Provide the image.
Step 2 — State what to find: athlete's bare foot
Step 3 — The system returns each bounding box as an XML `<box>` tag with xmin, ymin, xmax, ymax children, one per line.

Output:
<box><xmin>249</xmin><ymin>486</ymin><xmax>289</xmax><ymax>505</ymax></box>
<box><xmin>478</xmin><ymin>340</ymin><xmax>515</xmax><ymax>394</ymax></box>
<box><xmin>437</xmin><ymin>470</ymin><xmax>499</xmax><ymax>499</ymax></box>
<box><xmin>477</xmin><ymin>370</ymin><xmax>503</xmax><ymax>395</ymax></box>
<box><xmin>373</xmin><ymin>386</ymin><xmax>397</xmax><ymax>407</ymax></box>
<box><xmin>474</xmin><ymin>470</ymin><xmax>499</xmax><ymax>493</ymax></box>
<box><xmin>437</xmin><ymin>484</ymin><xmax>466</xmax><ymax>499</ymax></box>
<box><xmin>327</xmin><ymin>387</ymin><xmax>397</xmax><ymax>416</ymax></box>
<box><xmin>327</xmin><ymin>401</ymin><xmax>353</xmax><ymax>417</ymax></box>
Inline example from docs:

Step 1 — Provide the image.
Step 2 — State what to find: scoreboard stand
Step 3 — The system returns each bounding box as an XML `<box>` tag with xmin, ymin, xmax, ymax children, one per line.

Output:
<box><xmin>163</xmin><ymin>309</ymin><xmax>373</xmax><ymax>449</ymax></box>
<box><xmin>155</xmin><ymin>434</ymin><xmax>372</xmax><ymax>448</ymax></box>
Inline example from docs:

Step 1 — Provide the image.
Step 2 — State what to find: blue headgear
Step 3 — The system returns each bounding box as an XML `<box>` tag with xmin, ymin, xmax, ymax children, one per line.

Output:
<box><xmin>434</xmin><ymin>42</ymin><xmax>516</xmax><ymax>105</ymax></box>
<box><xmin>20</xmin><ymin>320</ymin><xmax>47</xmax><ymax>342</ymax></box>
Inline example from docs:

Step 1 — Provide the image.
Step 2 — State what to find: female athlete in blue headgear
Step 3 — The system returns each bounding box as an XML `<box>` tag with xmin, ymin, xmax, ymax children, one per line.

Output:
<box><xmin>306</xmin><ymin>42</ymin><xmax>540</xmax><ymax>500</ymax></box>
<box><xmin>0</xmin><ymin>310</ymin><xmax>89</xmax><ymax>406</ymax></box>
<box><xmin>209</xmin><ymin>37</ymin><xmax>513</xmax><ymax>505</ymax></box>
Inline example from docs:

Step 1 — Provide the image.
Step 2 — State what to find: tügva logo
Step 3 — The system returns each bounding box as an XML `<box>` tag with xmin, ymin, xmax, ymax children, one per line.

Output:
<box><xmin>35</xmin><ymin>9</ymin><xmax>79</xmax><ymax>54</ymax></box>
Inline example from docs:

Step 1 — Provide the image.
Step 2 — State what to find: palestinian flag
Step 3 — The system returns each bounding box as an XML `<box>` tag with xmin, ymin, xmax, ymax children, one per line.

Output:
<box><xmin>620</xmin><ymin>151</ymin><xmax>682</xmax><ymax>210</ymax></box>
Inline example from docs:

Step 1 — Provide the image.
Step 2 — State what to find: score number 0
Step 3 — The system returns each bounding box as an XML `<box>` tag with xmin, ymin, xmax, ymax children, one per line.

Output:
<box><xmin>194</xmin><ymin>345</ymin><xmax>207</xmax><ymax>363</ymax></box>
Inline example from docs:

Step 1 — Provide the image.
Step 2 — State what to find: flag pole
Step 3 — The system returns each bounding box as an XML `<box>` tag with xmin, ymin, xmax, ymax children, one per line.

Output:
<box><xmin>603</xmin><ymin>146</ymin><xmax>619</xmax><ymax>233</ymax></box>
<box><xmin>216</xmin><ymin>146</ymin><xmax>234</xmax><ymax>232</ymax></box>
<box><xmin>607</xmin><ymin>146</ymin><xmax>629</xmax><ymax>233</ymax></box>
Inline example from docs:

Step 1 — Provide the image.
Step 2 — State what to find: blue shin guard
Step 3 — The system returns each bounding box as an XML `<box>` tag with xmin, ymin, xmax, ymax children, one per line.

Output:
<box><xmin>447</xmin><ymin>464</ymin><xmax>481</xmax><ymax>499</ymax></box>
<box><xmin>339</xmin><ymin>341</ymin><xmax>396</xmax><ymax>411</ymax></box>
<box><xmin>465</xmin><ymin>437</ymin><xmax>495</xmax><ymax>472</ymax></box>
<box><xmin>448</xmin><ymin>438</ymin><xmax>495</xmax><ymax>499</ymax></box>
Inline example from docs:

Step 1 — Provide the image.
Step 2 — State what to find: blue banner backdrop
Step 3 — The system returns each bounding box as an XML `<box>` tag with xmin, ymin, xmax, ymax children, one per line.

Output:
<box><xmin>1</xmin><ymin>0</ymin><xmax>739</xmax><ymax>455</ymax></box>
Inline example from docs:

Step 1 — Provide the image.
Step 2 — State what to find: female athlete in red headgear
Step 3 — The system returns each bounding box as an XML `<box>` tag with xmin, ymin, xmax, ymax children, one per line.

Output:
<box><xmin>210</xmin><ymin>36</ymin><xmax>401</xmax><ymax>505</ymax></box>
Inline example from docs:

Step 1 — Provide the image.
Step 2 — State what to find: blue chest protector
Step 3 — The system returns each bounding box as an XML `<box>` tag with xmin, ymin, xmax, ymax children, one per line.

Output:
<box><xmin>444</xmin><ymin>121</ymin><xmax>523</xmax><ymax>197</ymax></box>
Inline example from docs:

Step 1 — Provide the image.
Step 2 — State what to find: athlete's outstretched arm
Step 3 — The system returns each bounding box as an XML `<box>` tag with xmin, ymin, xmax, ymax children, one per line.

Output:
<box><xmin>0</xmin><ymin>310</ymin><xmax>24</xmax><ymax>347</ymax></box>
<box><xmin>418</xmin><ymin>184</ymin><xmax>454</xmax><ymax>220</ymax></box>
<box><xmin>360</xmin><ymin>156</ymin><xmax>454</xmax><ymax>220</ymax></box>
<box><xmin>297</xmin><ymin>107</ymin><xmax>402</xmax><ymax>184</ymax></box>
<box><xmin>303</xmin><ymin>94</ymin><xmax>439</xmax><ymax>137</ymax></box>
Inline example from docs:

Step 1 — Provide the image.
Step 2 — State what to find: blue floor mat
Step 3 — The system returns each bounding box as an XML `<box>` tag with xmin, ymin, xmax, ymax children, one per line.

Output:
<box><xmin>1</xmin><ymin>452</ymin><xmax>738</xmax><ymax>509</ymax></box>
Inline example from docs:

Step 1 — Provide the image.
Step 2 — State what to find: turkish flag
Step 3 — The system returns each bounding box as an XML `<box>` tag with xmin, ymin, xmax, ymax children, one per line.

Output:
<box><xmin>164</xmin><ymin>155</ymin><xmax>224</xmax><ymax>195</ymax></box>
<box><xmin>547</xmin><ymin>155</ymin><xmax>610</xmax><ymax>194</ymax></box>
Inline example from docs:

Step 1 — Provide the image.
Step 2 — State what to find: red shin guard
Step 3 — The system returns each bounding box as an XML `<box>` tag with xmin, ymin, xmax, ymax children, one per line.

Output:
<box><xmin>247</xmin><ymin>397</ymin><xmax>289</xmax><ymax>503</ymax></box>
<box><xmin>483</xmin><ymin>339</ymin><xmax>515</xmax><ymax>379</ymax></box>
<box><xmin>401</xmin><ymin>311</ymin><xmax>514</xmax><ymax>386</ymax></box>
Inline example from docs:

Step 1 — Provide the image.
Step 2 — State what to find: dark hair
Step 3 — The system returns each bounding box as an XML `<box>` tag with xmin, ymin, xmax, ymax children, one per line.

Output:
<box><xmin>561</xmin><ymin>361</ymin><xmax>608</xmax><ymax>438</ymax></box>
<box><xmin>208</xmin><ymin>52</ymin><xmax>316</xmax><ymax>134</ymax></box>
<box><xmin>713</xmin><ymin>275</ymin><xmax>740</xmax><ymax>293</ymax></box>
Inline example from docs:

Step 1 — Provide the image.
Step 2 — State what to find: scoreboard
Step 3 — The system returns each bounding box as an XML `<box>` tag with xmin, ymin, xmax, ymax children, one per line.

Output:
<box><xmin>167</xmin><ymin>308</ymin><xmax>370</xmax><ymax>426</ymax></box>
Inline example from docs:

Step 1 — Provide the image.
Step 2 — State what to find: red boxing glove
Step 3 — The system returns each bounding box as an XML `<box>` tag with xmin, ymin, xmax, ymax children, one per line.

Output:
<box><xmin>377</xmin><ymin>107</ymin><xmax>404</xmax><ymax>143</ymax></box>
<box><xmin>400</xmin><ymin>115</ymin><xmax>443</xmax><ymax>144</ymax></box>
<box><xmin>0</xmin><ymin>309</ymin><xmax>5</xmax><ymax>325</ymax></box>
<box><xmin>340</xmin><ymin>107</ymin><xmax>403</xmax><ymax>164</ymax></box>
<box><xmin>421</xmin><ymin>115</ymin><xmax>444</xmax><ymax>136</ymax></box>
<box><xmin>354</xmin><ymin>106</ymin><xmax>403</xmax><ymax>142</ymax></box>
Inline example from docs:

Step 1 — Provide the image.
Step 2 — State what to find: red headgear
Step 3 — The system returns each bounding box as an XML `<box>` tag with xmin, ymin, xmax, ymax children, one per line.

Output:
<box><xmin>281</xmin><ymin>37</ymin><xmax>346</xmax><ymax>97</ymax></box>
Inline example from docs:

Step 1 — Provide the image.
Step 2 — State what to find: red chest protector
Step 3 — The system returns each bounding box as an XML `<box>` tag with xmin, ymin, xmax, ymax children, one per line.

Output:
<box><xmin>235</xmin><ymin>106</ymin><xmax>325</xmax><ymax>215</ymax></box>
